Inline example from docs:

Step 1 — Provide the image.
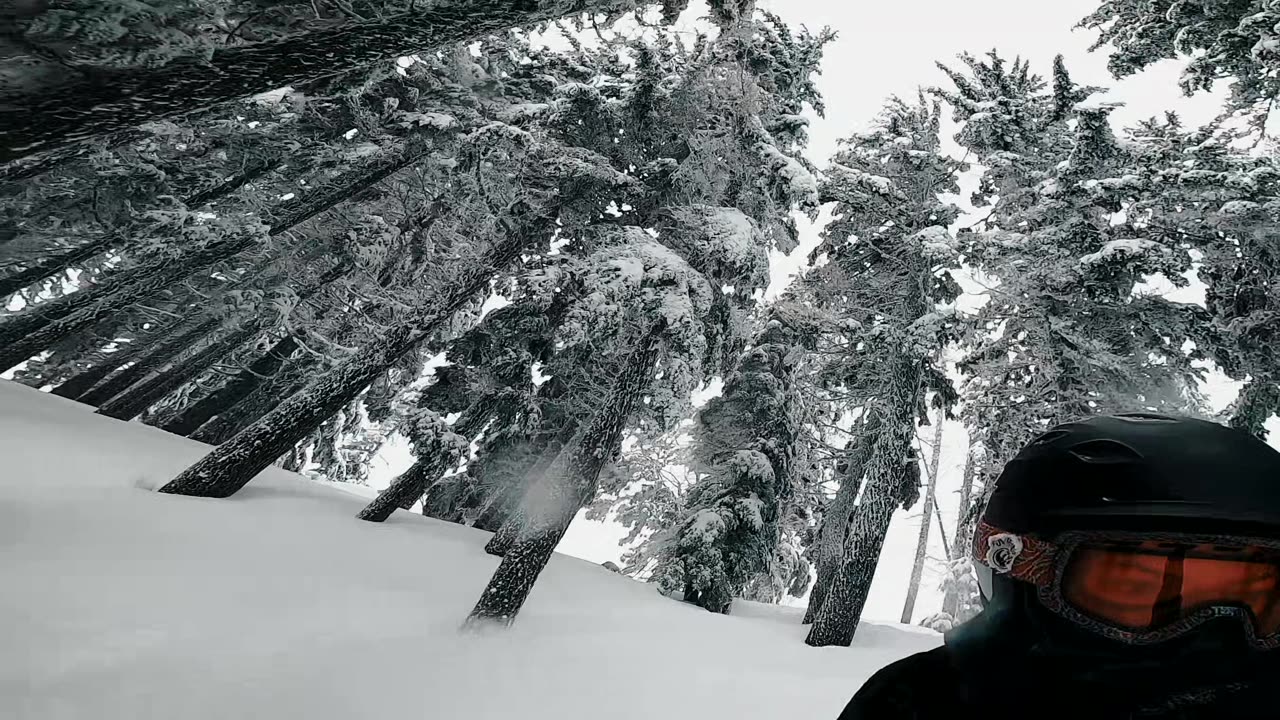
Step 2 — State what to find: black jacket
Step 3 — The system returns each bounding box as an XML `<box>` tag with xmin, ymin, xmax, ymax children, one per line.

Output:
<box><xmin>838</xmin><ymin>645</ymin><xmax>1275</xmax><ymax>720</ymax></box>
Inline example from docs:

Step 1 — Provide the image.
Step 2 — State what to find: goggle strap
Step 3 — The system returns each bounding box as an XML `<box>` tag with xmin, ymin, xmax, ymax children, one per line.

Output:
<box><xmin>972</xmin><ymin>520</ymin><xmax>1057</xmax><ymax>588</ymax></box>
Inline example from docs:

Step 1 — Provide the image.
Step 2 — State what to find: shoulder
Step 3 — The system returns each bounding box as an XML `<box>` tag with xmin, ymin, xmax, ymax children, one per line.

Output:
<box><xmin>836</xmin><ymin>646</ymin><xmax>962</xmax><ymax>720</ymax></box>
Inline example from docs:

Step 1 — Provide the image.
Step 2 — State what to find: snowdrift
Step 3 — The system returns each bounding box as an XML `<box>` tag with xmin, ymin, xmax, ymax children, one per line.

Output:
<box><xmin>0</xmin><ymin>380</ymin><xmax>940</xmax><ymax>719</ymax></box>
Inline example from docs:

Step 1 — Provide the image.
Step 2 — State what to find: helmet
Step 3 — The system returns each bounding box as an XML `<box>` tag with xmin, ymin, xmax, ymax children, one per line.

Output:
<box><xmin>972</xmin><ymin>412</ymin><xmax>1280</xmax><ymax>651</ymax></box>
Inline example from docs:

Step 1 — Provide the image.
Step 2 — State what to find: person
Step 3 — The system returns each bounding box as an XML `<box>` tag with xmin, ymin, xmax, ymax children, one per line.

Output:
<box><xmin>837</xmin><ymin>413</ymin><xmax>1280</xmax><ymax>719</ymax></box>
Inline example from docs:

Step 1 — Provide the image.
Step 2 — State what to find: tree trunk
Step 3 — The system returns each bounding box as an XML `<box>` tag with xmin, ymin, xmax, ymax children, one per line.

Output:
<box><xmin>0</xmin><ymin>147</ymin><xmax>413</xmax><ymax>372</ymax></box>
<box><xmin>481</xmin><ymin>420</ymin><xmax>581</xmax><ymax>553</ymax></box>
<box><xmin>803</xmin><ymin>413</ymin><xmax>878</xmax><ymax>624</ymax></box>
<box><xmin>161</xmin><ymin>334</ymin><xmax>299</xmax><ymax>436</ymax></box>
<box><xmin>191</xmin><ymin>354</ymin><xmax>319</xmax><ymax>444</ymax></box>
<box><xmin>1</xmin><ymin>0</ymin><xmax>637</xmax><ymax>163</ymax></box>
<box><xmin>952</xmin><ymin>445</ymin><xmax>976</xmax><ymax>557</ymax></box>
<box><xmin>99</xmin><ymin>259</ymin><xmax>347</xmax><ymax>421</ymax></box>
<box><xmin>900</xmin><ymin>412</ymin><xmax>944</xmax><ymax>625</ymax></box>
<box><xmin>357</xmin><ymin>396</ymin><xmax>501</xmax><ymax>522</ymax></box>
<box><xmin>96</xmin><ymin>325</ymin><xmax>260</xmax><ymax>421</ymax></box>
<box><xmin>806</xmin><ymin>358</ymin><xmax>922</xmax><ymax>648</ymax></box>
<box><xmin>0</xmin><ymin>234</ymin><xmax>119</xmax><ymax>300</ymax></box>
<box><xmin>942</xmin><ymin>446</ymin><xmax>978</xmax><ymax>619</ymax></box>
<box><xmin>78</xmin><ymin>317</ymin><xmax>223</xmax><ymax>407</ymax></box>
<box><xmin>49</xmin><ymin>315</ymin><xmax>186</xmax><ymax>400</ymax></box>
<box><xmin>0</xmin><ymin>129</ymin><xmax>148</xmax><ymax>187</ymax></box>
<box><xmin>0</xmin><ymin>233</ymin><xmax>258</xmax><ymax>372</ymax></box>
<box><xmin>466</xmin><ymin>321</ymin><xmax>664</xmax><ymax>626</ymax></box>
<box><xmin>0</xmin><ymin>158</ymin><xmax>273</xmax><ymax>299</ymax></box>
<box><xmin>158</xmin><ymin>230</ymin><xmax>533</xmax><ymax>498</ymax></box>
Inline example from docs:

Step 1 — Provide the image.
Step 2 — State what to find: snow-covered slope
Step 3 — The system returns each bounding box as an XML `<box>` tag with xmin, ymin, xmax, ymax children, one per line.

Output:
<box><xmin>0</xmin><ymin>380</ymin><xmax>940</xmax><ymax>720</ymax></box>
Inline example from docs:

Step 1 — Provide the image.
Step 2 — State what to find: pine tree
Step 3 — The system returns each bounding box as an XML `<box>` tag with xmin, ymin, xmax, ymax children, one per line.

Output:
<box><xmin>797</xmin><ymin>95</ymin><xmax>965</xmax><ymax>645</ymax></box>
<box><xmin>939</xmin><ymin>53</ymin><xmax>1210</xmax><ymax>489</ymax></box>
<box><xmin>466</xmin><ymin>318</ymin><xmax>668</xmax><ymax>626</ymax></box>
<box><xmin>646</xmin><ymin>303</ymin><xmax>814</xmax><ymax>613</ymax></box>
<box><xmin>1104</xmin><ymin>118</ymin><xmax>1280</xmax><ymax>438</ymax></box>
<box><xmin>1079</xmin><ymin>0</ymin><xmax>1280</xmax><ymax>115</ymax></box>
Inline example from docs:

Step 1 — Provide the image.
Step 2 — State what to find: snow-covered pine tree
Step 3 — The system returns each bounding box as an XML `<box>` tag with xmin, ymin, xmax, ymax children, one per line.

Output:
<box><xmin>1080</xmin><ymin>0</ymin><xmax>1280</xmax><ymax>117</ymax></box>
<box><xmin>1101</xmin><ymin>116</ymin><xmax>1280</xmax><ymax>438</ymax></box>
<box><xmin>467</xmin><ymin>316</ymin><xmax>670</xmax><ymax>626</ymax></box>
<box><xmin>645</xmin><ymin>301</ymin><xmax>815</xmax><ymax>613</ymax></box>
<box><xmin>357</xmin><ymin>301</ymin><xmax>558</xmax><ymax>521</ymax></box>
<box><xmin>479</xmin><ymin>226</ymin><xmax>721</xmax><ymax>555</ymax></box>
<box><xmin>390</xmin><ymin>13</ymin><xmax>830</xmax><ymax>539</ymax></box>
<box><xmin>795</xmin><ymin>94</ymin><xmax>965</xmax><ymax>646</ymax></box>
<box><xmin>939</xmin><ymin>53</ymin><xmax>1211</xmax><ymax>495</ymax></box>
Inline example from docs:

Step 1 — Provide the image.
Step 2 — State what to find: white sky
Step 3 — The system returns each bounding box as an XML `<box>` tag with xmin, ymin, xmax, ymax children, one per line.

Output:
<box><xmin>382</xmin><ymin>0</ymin><xmax>1279</xmax><ymax>627</ymax></box>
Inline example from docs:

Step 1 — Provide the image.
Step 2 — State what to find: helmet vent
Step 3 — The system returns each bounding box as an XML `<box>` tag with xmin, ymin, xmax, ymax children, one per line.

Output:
<box><xmin>1067</xmin><ymin>439</ymin><xmax>1144</xmax><ymax>465</ymax></box>
<box><xmin>1032</xmin><ymin>429</ymin><xmax>1070</xmax><ymax>446</ymax></box>
<box><xmin>1114</xmin><ymin>412</ymin><xmax>1178</xmax><ymax>424</ymax></box>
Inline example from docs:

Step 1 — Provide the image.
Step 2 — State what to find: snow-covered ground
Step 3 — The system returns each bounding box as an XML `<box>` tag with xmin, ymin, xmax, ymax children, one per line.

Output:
<box><xmin>0</xmin><ymin>380</ymin><xmax>939</xmax><ymax>720</ymax></box>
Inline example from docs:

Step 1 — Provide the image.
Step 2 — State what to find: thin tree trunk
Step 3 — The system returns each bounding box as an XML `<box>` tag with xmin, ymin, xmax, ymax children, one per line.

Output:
<box><xmin>191</xmin><ymin>354</ymin><xmax>318</xmax><ymax>444</ymax></box>
<box><xmin>184</xmin><ymin>156</ymin><xmax>278</xmax><ymax>209</ymax></box>
<box><xmin>804</xmin><ymin>413</ymin><xmax>877</xmax><ymax>624</ymax></box>
<box><xmin>50</xmin><ymin>315</ymin><xmax>186</xmax><ymax>400</ymax></box>
<box><xmin>0</xmin><ymin>157</ymin><xmax>273</xmax><ymax>299</ymax></box>
<box><xmin>952</xmin><ymin>445</ymin><xmax>976</xmax><ymax>557</ymax></box>
<box><xmin>161</xmin><ymin>334</ymin><xmax>299</xmax><ymax>436</ymax></box>
<box><xmin>0</xmin><ymin>234</ymin><xmax>119</xmax><ymax>300</ymax></box>
<box><xmin>98</xmin><ymin>259</ymin><xmax>347</xmax><ymax>420</ymax></box>
<box><xmin>942</xmin><ymin>446</ymin><xmax>977</xmax><ymax>619</ymax></box>
<box><xmin>0</xmin><ymin>234</ymin><xmax>258</xmax><ymax>371</ymax></box>
<box><xmin>900</xmin><ymin>412</ymin><xmax>944</xmax><ymax>625</ymax></box>
<box><xmin>0</xmin><ymin>129</ymin><xmax>148</xmax><ymax>187</ymax></box>
<box><xmin>357</xmin><ymin>396</ymin><xmax>501</xmax><ymax>522</ymax></box>
<box><xmin>96</xmin><ymin>325</ymin><xmax>260</xmax><ymax>421</ymax></box>
<box><xmin>806</xmin><ymin>358</ymin><xmax>922</xmax><ymax>648</ymax></box>
<box><xmin>0</xmin><ymin>147</ymin><xmax>414</xmax><ymax>372</ymax></box>
<box><xmin>78</xmin><ymin>317</ymin><xmax>223</xmax><ymax>407</ymax></box>
<box><xmin>933</xmin><ymin>495</ymin><xmax>951</xmax><ymax>558</ymax></box>
<box><xmin>482</xmin><ymin>420</ymin><xmax>581</xmax><ymax>553</ymax></box>
<box><xmin>158</xmin><ymin>230</ymin><xmax>534</xmax><ymax>498</ymax></box>
<box><xmin>1</xmin><ymin>0</ymin><xmax>635</xmax><ymax>163</ymax></box>
<box><xmin>466</xmin><ymin>320</ymin><xmax>664</xmax><ymax>626</ymax></box>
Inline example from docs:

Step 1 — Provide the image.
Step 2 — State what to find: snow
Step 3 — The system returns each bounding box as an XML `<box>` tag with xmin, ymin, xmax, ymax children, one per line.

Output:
<box><xmin>1079</xmin><ymin>238</ymin><xmax>1163</xmax><ymax>266</ymax></box>
<box><xmin>1218</xmin><ymin>200</ymin><xmax>1262</xmax><ymax>216</ymax></box>
<box><xmin>497</xmin><ymin>103</ymin><xmax>552</xmax><ymax>123</ymax></box>
<box><xmin>914</xmin><ymin>225</ymin><xmax>957</xmax><ymax>261</ymax></box>
<box><xmin>758</xmin><ymin>142</ymin><xmax>821</xmax><ymax>208</ymax></box>
<box><xmin>0</xmin><ymin>381</ymin><xmax>940</xmax><ymax>719</ymax></box>
<box><xmin>398</xmin><ymin>111</ymin><xmax>459</xmax><ymax>130</ymax></box>
<box><xmin>829</xmin><ymin>162</ymin><xmax>895</xmax><ymax>196</ymax></box>
<box><xmin>1073</xmin><ymin>97</ymin><xmax>1125</xmax><ymax>112</ymax></box>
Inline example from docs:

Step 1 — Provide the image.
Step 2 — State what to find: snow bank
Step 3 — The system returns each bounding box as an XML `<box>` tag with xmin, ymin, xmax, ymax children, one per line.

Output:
<box><xmin>0</xmin><ymin>381</ymin><xmax>939</xmax><ymax>720</ymax></box>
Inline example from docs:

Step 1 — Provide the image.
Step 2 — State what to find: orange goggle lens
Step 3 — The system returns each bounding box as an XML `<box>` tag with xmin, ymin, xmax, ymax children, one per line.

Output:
<box><xmin>1061</xmin><ymin>542</ymin><xmax>1280</xmax><ymax>637</ymax></box>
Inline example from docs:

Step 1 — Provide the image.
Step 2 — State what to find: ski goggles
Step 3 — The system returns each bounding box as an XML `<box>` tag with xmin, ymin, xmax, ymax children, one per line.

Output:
<box><xmin>973</xmin><ymin>520</ymin><xmax>1280</xmax><ymax>649</ymax></box>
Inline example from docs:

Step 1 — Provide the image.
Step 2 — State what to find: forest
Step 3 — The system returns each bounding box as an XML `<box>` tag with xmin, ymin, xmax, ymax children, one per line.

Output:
<box><xmin>2</xmin><ymin>0</ymin><xmax>1278</xmax><ymax>652</ymax></box>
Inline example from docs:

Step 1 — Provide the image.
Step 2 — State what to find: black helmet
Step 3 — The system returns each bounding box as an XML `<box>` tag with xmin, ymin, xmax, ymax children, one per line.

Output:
<box><xmin>972</xmin><ymin>412</ymin><xmax>1280</xmax><ymax>651</ymax></box>
<box><xmin>983</xmin><ymin>412</ymin><xmax>1280</xmax><ymax>539</ymax></box>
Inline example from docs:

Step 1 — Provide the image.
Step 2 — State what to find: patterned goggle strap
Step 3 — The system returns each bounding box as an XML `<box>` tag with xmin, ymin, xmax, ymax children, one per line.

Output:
<box><xmin>972</xmin><ymin>520</ymin><xmax>1058</xmax><ymax>588</ymax></box>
